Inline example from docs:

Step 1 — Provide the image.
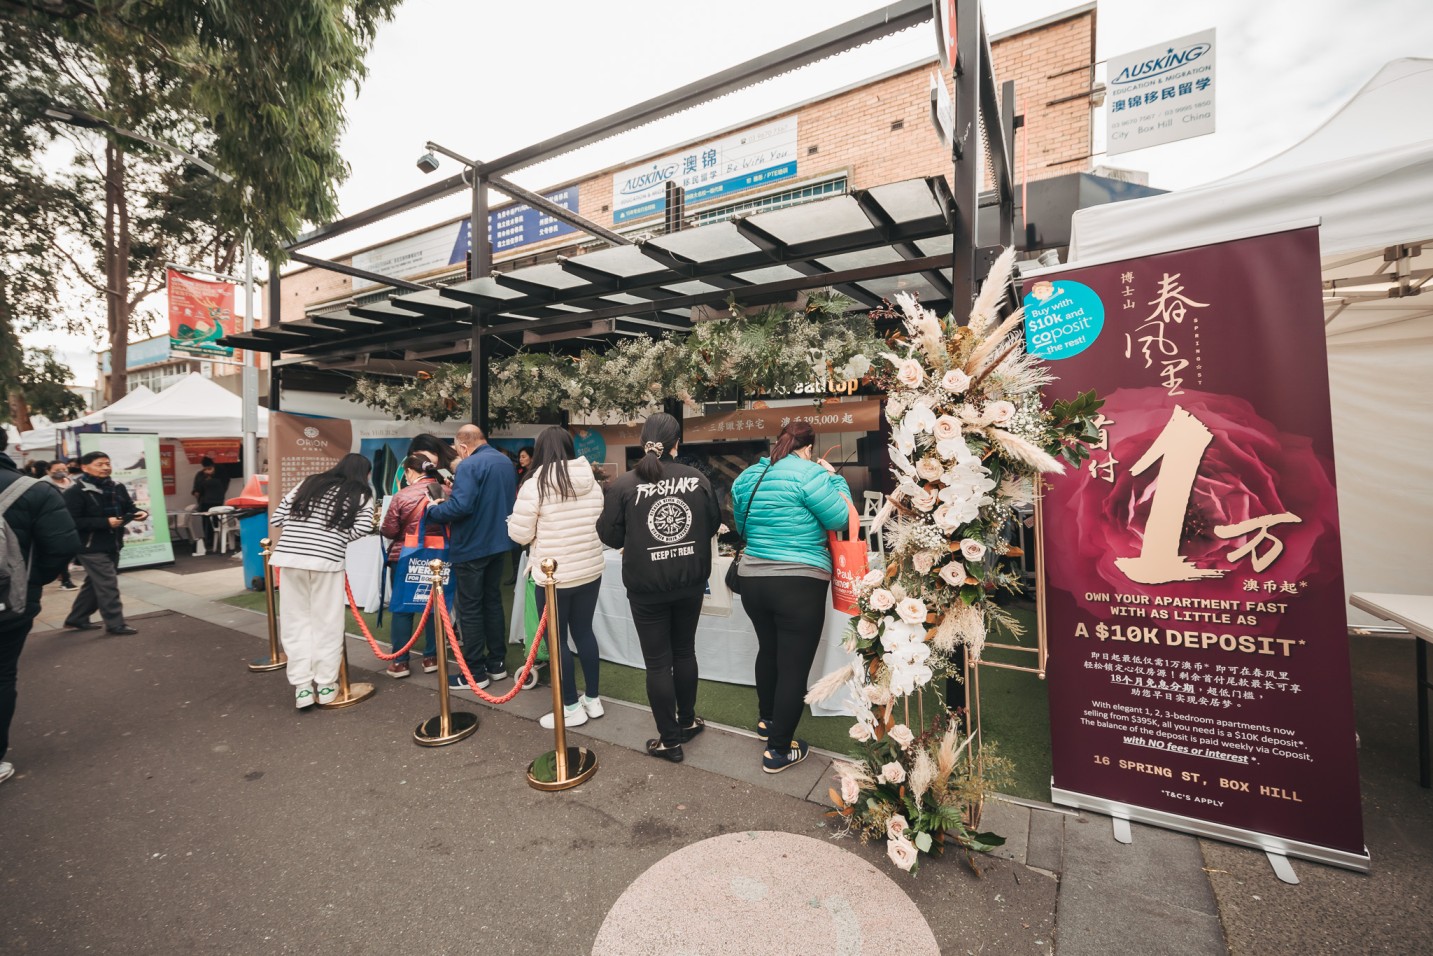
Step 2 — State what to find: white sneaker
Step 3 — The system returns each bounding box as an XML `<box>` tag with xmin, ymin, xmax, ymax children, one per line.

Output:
<box><xmin>539</xmin><ymin>702</ymin><xmax>588</xmax><ymax>729</ymax></box>
<box><xmin>0</xmin><ymin>761</ymin><xmax>14</xmax><ymax>784</ymax></box>
<box><xmin>315</xmin><ymin>683</ymin><xmax>339</xmax><ymax>706</ymax></box>
<box><xmin>295</xmin><ymin>686</ymin><xmax>316</xmax><ymax>709</ymax></box>
<box><xmin>580</xmin><ymin>694</ymin><xmax>605</xmax><ymax>719</ymax></box>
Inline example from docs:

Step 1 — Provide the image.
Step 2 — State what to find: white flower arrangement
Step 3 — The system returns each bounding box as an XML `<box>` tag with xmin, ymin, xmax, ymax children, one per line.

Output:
<box><xmin>815</xmin><ymin>247</ymin><xmax>1106</xmax><ymax>873</ymax></box>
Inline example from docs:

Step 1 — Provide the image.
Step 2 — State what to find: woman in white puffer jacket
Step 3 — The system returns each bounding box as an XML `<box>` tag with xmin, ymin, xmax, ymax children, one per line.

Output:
<box><xmin>506</xmin><ymin>426</ymin><xmax>606</xmax><ymax>728</ymax></box>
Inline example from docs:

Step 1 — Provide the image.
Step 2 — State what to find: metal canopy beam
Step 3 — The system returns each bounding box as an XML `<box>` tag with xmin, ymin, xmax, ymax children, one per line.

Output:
<box><xmin>475</xmin><ymin>0</ymin><xmax>932</xmax><ymax>178</ymax></box>
<box><xmin>287</xmin><ymin>173</ymin><xmax>467</xmax><ymax>251</ymax></box>
<box><xmin>288</xmin><ymin>252</ymin><xmax>429</xmax><ymax>292</ymax></box>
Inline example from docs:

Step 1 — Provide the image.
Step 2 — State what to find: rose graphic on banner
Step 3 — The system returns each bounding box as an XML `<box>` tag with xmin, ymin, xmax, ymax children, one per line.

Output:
<box><xmin>1048</xmin><ymin>386</ymin><xmax>1340</xmax><ymax>613</ymax></box>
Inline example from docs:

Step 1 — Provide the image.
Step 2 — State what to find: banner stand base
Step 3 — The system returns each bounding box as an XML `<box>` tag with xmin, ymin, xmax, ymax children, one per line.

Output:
<box><xmin>1265</xmin><ymin>850</ymin><xmax>1300</xmax><ymax>885</ymax></box>
<box><xmin>1051</xmin><ymin>785</ymin><xmax>1371</xmax><ymax>874</ymax></box>
<box><xmin>1111</xmin><ymin>818</ymin><xmax>1133</xmax><ymax>844</ymax></box>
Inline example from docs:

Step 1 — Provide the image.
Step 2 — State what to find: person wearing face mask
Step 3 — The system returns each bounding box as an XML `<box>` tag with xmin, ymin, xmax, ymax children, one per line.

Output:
<box><xmin>62</xmin><ymin>451</ymin><xmax>146</xmax><ymax>635</ymax></box>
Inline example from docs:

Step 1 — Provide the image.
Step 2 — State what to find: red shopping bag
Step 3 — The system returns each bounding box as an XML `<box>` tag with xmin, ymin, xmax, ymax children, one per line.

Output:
<box><xmin>828</xmin><ymin>494</ymin><xmax>868</xmax><ymax>615</ymax></box>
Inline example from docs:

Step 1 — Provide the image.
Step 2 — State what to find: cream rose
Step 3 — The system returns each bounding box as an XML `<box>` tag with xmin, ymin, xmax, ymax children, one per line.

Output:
<box><xmin>915</xmin><ymin>456</ymin><xmax>944</xmax><ymax>482</ymax></box>
<box><xmin>864</xmin><ymin>683</ymin><xmax>893</xmax><ymax>706</ymax></box>
<box><xmin>841</xmin><ymin>775</ymin><xmax>862</xmax><ymax>804</ymax></box>
<box><xmin>911</xmin><ymin>488</ymin><xmax>937</xmax><ymax>512</ymax></box>
<box><xmin>960</xmin><ymin>538</ymin><xmax>987</xmax><ymax>561</ymax></box>
<box><xmin>987</xmin><ymin>400</ymin><xmax>1016</xmax><ymax>426</ymax></box>
<box><xmin>849</xmin><ymin>721</ymin><xmax>875</xmax><ymax>743</ymax></box>
<box><xmin>939</xmin><ymin>562</ymin><xmax>966</xmax><ymax>586</ymax></box>
<box><xmin>887</xmin><ymin>837</ymin><xmax>919</xmax><ymax>871</ymax></box>
<box><xmin>868</xmin><ymin>588</ymin><xmax>896</xmax><ymax>611</ymax></box>
<box><xmin>895</xmin><ymin>360</ymin><xmax>924</xmax><ymax>388</ymax></box>
<box><xmin>862</xmin><ymin>567</ymin><xmax>885</xmax><ymax>587</ymax></box>
<box><xmin>941</xmin><ymin>369</ymin><xmax>971</xmax><ymax>393</ymax></box>
<box><xmin>880</xmin><ymin>761</ymin><xmax>907</xmax><ymax>784</ymax></box>
<box><xmin>856</xmin><ymin>617</ymin><xmax>879</xmax><ymax>639</ymax></box>
<box><xmin>932</xmin><ymin>504</ymin><xmax>961</xmax><ymax>533</ymax></box>
<box><xmin>932</xmin><ymin>415</ymin><xmax>962</xmax><ymax>442</ymax></box>
<box><xmin>886</xmin><ymin>813</ymin><xmax>910</xmax><ymax>840</ymax></box>
<box><xmin>888</xmin><ymin>724</ymin><xmax>915</xmax><ymax>749</ymax></box>
<box><xmin>886</xmin><ymin>394</ymin><xmax>907</xmax><ymax>419</ymax></box>
<box><xmin>910</xmin><ymin>550</ymin><xmax>935</xmax><ymax>575</ymax></box>
<box><xmin>895</xmin><ymin>597</ymin><xmax>927</xmax><ymax>625</ymax></box>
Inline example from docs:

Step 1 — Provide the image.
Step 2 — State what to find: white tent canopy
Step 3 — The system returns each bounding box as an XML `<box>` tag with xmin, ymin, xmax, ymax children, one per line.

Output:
<box><xmin>17</xmin><ymin>385</ymin><xmax>157</xmax><ymax>454</ymax></box>
<box><xmin>105</xmin><ymin>372</ymin><xmax>268</xmax><ymax>438</ymax></box>
<box><xmin>1068</xmin><ymin>58</ymin><xmax>1433</xmax><ymax>625</ymax></box>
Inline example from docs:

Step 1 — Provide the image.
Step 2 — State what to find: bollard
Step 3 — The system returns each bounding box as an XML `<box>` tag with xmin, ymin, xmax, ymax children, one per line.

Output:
<box><xmin>415</xmin><ymin>559</ymin><xmax>479</xmax><ymax>746</ymax></box>
<box><xmin>248</xmin><ymin>538</ymin><xmax>287</xmax><ymax>672</ymax></box>
<box><xmin>526</xmin><ymin>558</ymin><xmax>598</xmax><ymax>791</ymax></box>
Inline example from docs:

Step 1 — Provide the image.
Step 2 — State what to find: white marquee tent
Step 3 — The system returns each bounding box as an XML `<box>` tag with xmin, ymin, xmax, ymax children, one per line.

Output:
<box><xmin>17</xmin><ymin>385</ymin><xmax>157</xmax><ymax>455</ymax></box>
<box><xmin>1068</xmin><ymin>58</ymin><xmax>1433</xmax><ymax>625</ymax></box>
<box><xmin>104</xmin><ymin>372</ymin><xmax>268</xmax><ymax>438</ymax></box>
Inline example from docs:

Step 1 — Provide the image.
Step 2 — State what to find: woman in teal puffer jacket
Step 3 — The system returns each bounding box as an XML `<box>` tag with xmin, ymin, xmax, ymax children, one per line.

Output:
<box><xmin>731</xmin><ymin>420</ymin><xmax>852</xmax><ymax>773</ymax></box>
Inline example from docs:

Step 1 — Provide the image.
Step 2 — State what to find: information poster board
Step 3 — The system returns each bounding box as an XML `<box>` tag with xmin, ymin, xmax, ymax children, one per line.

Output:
<box><xmin>78</xmin><ymin>433</ymin><xmax>174</xmax><ymax>570</ymax></box>
<box><xmin>1024</xmin><ymin>226</ymin><xmax>1367</xmax><ymax>870</ymax></box>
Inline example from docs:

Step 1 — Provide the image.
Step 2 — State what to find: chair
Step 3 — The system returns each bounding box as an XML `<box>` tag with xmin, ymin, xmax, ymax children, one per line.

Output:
<box><xmin>860</xmin><ymin>490</ymin><xmax>885</xmax><ymax>556</ymax></box>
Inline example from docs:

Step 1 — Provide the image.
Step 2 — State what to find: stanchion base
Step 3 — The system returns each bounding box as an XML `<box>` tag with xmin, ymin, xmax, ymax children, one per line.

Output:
<box><xmin>414</xmin><ymin>711</ymin><xmax>480</xmax><ymax>746</ymax></box>
<box><xmin>526</xmin><ymin>747</ymin><xmax>598</xmax><ymax>791</ymax></box>
<box><xmin>247</xmin><ymin>654</ymin><xmax>287</xmax><ymax>672</ymax></box>
<box><xmin>318</xmin><ymin>682</ymin><xmax>376</xmax><ymax>709</ymax></box>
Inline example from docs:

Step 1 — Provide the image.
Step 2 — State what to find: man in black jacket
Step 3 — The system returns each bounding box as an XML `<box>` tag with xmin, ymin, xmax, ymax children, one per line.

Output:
<box><xmin>0</xmin><ymin>434</ymin><xmax>81</xmax><ymax>785</ymax></box>
<box><xmin>62</xmin><ymin>451</ymin><xmax>145</xmax><ymax>636</ymax></box>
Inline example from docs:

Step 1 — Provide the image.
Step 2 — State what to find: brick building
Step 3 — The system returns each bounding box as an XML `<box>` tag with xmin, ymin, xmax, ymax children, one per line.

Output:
<box><xmin>278</xmin><ymin>3</ymin><xmax>1116</xmax><ymax>328</ymax></box>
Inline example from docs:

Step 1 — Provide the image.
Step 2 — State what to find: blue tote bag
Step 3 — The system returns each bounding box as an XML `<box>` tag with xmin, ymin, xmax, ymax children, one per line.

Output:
<box><xmin>389</xmin><ymin>505</ymin><xmax>455</xmax><ymax>613</ymax></box>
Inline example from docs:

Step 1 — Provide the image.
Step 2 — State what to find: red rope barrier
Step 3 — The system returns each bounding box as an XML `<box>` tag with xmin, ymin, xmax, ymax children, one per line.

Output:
<box><xmin>437</xmin><ymin>586</ymin><xmax>545</xmax><ymax>705</ymax></box>
<box><xmin>344</xmin><ymin>577</ymin><xmax>431</xmax><ymax>662</ymax></box>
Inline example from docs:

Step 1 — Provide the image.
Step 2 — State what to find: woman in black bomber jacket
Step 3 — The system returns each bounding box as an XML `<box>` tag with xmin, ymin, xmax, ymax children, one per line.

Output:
<box><xmin>596</xmin><ymin>413</ymin><xmax>719</xmax><ymax>763</ymax></box>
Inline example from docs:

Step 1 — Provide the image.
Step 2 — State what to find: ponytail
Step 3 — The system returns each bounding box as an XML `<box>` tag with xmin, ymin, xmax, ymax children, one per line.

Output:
<box><xmin>635</xmin><ymin>412</ymin><xmax>682</xmax><ymax>482</ymax></box>
<box><xmin>770</xmin><ymin>420</ymin><xmax>815</xmax><ymax>464</ymax></box>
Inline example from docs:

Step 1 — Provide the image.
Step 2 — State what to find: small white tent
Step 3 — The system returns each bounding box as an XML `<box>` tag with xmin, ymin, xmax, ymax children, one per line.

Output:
<box><xmin>1068</xmin><ymin>59</ymin><xmax>1433</xmax><ymax>623</ymax></box>
<box><xmin>105</xmin><ymin>372</ymin><xmax>268</xmax><ymax>438</ymax></box>
<box><xmin>17</xmin><ymin>385</ymin><xmax>157</xmax><ymax>455</ymax></box>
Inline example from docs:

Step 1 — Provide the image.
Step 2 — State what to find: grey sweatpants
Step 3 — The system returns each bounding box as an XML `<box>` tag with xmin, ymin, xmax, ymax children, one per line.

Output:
<box><xmin>66</xmin><ymin>553</ymin><xmax>126</xmax><ymax>630</ymax></box>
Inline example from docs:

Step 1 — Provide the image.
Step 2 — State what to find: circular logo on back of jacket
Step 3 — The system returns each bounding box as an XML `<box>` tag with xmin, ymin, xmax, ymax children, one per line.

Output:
<box><xmin>648</xmin><ymin>497</ymin><xmax>693</xmax><ymax>544</ymax></box>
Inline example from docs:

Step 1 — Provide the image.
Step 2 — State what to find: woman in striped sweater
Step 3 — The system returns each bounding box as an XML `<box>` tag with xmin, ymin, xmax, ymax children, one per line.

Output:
<box><xmin>270</xmin><ymin>454</ymin><xmax>376</xmax><ymax>709</ymax></box>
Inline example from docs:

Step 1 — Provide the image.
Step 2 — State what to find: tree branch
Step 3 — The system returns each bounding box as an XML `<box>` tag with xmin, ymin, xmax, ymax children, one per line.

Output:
<box><xmin>46</xmin><ymin>238</ymin><xmax>106</xmax><ymax>293</ymax></box>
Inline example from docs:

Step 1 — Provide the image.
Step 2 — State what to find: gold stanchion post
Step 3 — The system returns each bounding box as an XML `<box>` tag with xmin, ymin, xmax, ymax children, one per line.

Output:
<box><xmin>526</xmin><ymin>558</ymin><xmax>597</xmax><ymax>791</ymax></box>
<box><xmin>415</xmin><ymin>559</ymin><xmax>479</xmax><ymax>746</ymax></box>
<box><xmin>248</xmin><ymin>538</ymin><xmax>287</xmax><ymax>672</ymax></box>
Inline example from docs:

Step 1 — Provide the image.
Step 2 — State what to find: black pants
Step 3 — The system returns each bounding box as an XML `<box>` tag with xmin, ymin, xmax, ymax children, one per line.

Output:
<box><xmin>453</xmin><ymin>554</ymin><xmax>506</xmax><ymax>676</ymax></box>
<box><xmin>740</xmin><ymin>574</ymin><xmax>829</xmax><ymax>752</ymax></box>
<box><xmin>534</xmin><ymin>578</ymin><xmax>601</xmax><ymax>707</ymax></box>
<box><xmin>0</xmin><ymin>584</ymin><xmax>43</xmax><ymax>763</ymax></box>
<box><xmin>629</xmin><ymin>593</ymin><xmax>704</xmax><ymax>747</ymax></box>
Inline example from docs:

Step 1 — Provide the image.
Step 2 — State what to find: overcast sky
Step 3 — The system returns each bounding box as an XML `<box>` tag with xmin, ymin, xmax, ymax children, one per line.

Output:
<box><xmin>30</xmin><ymin>0</ymin><xmax>1433</xmax><ymax>381</ymax></box>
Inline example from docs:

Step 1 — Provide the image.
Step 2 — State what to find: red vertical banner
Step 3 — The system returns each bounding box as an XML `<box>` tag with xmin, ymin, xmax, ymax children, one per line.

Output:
<box><xmin>159</xmin><ymin>443</ymin><xmax>177</xmax><ymax>496</ymax></box>
<box><xmin>167</xmin><ymin>268</ymin><xmax>237</xmax><ymax>359</ymax></box>
<box><xmin>1026</xmin><ymin>226</ymin><xmax>1367</xmax><ymax>869</ymax></box>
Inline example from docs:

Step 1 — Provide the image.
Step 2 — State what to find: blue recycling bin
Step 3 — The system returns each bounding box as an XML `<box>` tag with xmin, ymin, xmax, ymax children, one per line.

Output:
<box><xmin>239</xmin><ymin>511</ymin><xmax>270</xmax><ymax>590</ymax></box>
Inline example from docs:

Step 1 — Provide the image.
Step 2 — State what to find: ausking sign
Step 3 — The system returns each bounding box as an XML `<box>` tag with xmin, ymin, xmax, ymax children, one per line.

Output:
<box><xmin>1106</xmin><ymin>29</ymin><xmax>1216</xmax><ymax>156</ymax></box>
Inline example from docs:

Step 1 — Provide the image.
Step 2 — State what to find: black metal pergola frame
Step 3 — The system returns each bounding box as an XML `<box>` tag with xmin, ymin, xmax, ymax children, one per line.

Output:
<box><xmin>224</xmin><ymin>0</ymin><xmax>1018</xmax><ymax>433</ymax></box>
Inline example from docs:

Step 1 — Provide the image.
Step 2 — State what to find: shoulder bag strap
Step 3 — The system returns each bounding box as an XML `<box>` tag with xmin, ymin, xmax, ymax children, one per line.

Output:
<box><xmin>738</xmin><ymin>463</ymin><xmax>774</xmax><ymax>539</ymax></box>
<box><xmin>0</xmin><ymin>476</ymin><xmax>38</xmax><ymax>516</ymax></box>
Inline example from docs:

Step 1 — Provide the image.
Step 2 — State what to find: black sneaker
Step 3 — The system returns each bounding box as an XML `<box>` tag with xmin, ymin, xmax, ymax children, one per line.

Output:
<box><xmin>449</xmin><ymin>672</ymin><xmax>489</xmax><ymax>692</ymax></box>
<box><xmin>762</xmin><ymin>739</ymin><xmax>810</xmax><ymax>774</ymax></box>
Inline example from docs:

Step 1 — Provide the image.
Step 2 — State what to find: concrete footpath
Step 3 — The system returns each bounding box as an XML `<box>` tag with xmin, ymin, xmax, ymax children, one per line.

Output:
<box><xmin>3</xmin><ymin>563</ymin><xmax>1427</xmax><ymax>954</ymax></box>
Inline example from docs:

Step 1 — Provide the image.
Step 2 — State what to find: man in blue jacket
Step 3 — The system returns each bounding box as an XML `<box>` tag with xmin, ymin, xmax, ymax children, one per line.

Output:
<box><xmin>426</xmin><ymin>424</ymin><xmax>516</xmax><ymax>691</ymax></box>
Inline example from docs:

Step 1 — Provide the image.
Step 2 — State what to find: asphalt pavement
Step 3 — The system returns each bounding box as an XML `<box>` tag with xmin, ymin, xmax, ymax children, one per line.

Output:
<box><xmin>1</xmin><ymin>562</ymin><xmax>1427</xmax><ymax>954</ymax></box>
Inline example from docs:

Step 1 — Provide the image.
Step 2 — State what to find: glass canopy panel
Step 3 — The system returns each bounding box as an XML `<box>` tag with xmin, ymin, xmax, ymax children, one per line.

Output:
<box><xmin>496</xmin><ymin>262</ymin><xmax>590</xmax><ymax>290</ymax></box>
<box><xmin>745</xmin><ymin>195</ymin><xmax>877</xmax><ymax>246</ymax></box>
<box><xmin>435</xmin><ymin>277</ymin><xmax>524</xmax><ymax>301</ymax></box>
<box><xmin>864</xmin><ymin>179</ymin><xmax>945</xmax><ymax>224</ymax></box>
<box><xmin>815</xmin><ymin>247</ymin><xmax>907</xmax><ymax>272</ymax></box>
<box><xmin>858</xmin><ymin>274</ymin><xmax>945</xmax><ymax>303</ymax></box>
<box><xmin>564</xmin><ymin>244</ymin><xmax>668</xmax><ymax>280</ymax></box>
<box><xmin>731</xmin><ymin>264</ymin><xmax>806</xmax><ymax>284</ymax></box>
<box><xmin>914</xmin><ymin>235</ymin><xmax>954</xmax><ymax>257</ymax></box>
<box><xmin>650</xmin><ymin>221</ymin><xmax>758</xmax><ymax>262</ymax></box>
<box><xmin>662</xmin><ymin>280</ymin><xmax>730</xmax><ymax>295</ymax></box>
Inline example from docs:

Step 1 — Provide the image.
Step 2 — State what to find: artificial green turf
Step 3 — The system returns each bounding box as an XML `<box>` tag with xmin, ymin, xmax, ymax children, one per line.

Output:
<box><xmin>221</xmin><ymin>588</ymin><xmax>1053</xmax><ymax>801</ymax></box>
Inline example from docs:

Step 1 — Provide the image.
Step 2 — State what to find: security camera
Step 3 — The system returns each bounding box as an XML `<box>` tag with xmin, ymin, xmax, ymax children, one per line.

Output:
<box><xmin>416</xmin><ymin>151</ymin><xmax>440</xmax><ymax>174</ymax></box>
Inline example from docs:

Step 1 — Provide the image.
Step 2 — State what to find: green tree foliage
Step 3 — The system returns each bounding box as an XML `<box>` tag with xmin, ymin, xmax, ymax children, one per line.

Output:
<box><xmin>0</xmin><ymin>0</ymin><xmax>401</xmax><ymax>403</ymax></box>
